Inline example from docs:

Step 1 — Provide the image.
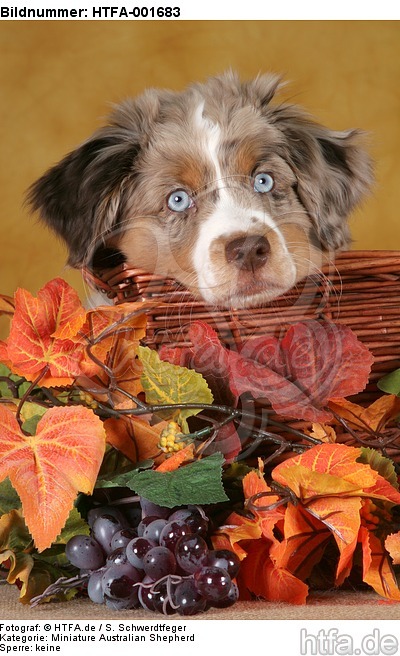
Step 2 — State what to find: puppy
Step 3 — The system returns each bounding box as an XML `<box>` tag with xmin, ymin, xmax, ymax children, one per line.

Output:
<box><xmin>28</xmin><ymin>72</ymin><xmax>373</xmax><ymax>309</ymax></box>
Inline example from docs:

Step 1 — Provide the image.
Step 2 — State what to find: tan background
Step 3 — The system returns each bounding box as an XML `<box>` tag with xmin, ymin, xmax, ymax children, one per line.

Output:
<box><xmin>1</xmin><ymin>20</ymin><xmax>399</xmax><ymax>338</ymax></box>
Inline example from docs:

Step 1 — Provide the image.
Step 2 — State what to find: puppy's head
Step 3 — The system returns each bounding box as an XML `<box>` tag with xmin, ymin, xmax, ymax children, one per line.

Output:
<box><xmin>28</xmin><ymin>72</ymin><xmax>373</xmax><ymax>308</ymax></box>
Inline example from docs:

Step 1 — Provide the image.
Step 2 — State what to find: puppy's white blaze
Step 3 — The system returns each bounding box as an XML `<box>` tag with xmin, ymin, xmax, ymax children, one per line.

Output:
<box><xmin>193</xmin><ymin>195</ymin><xmax>291</xmax><ymax>303</ymax></box>
<box><xmin>192</xmin><ymin>100</ymin><xmax>295</xmax><ymax>304</ymax></box>
<box><xmin>194</xmin><ymin>101</ymin><xmax>227</xmax><ymax>196</ymax></box>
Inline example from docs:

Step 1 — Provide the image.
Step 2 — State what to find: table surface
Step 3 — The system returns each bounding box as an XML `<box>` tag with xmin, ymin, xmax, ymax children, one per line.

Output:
<box><xmin>1</xmin><ymin>583</ymin><xmax>400</xmax><ymax>621</ymax></box>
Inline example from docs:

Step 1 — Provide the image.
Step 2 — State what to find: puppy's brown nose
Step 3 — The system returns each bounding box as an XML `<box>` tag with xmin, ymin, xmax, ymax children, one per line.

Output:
<box><xmin>225</xmin><ymin>235</ymin><xmax>270</xmax><ymax>271</ymax></box>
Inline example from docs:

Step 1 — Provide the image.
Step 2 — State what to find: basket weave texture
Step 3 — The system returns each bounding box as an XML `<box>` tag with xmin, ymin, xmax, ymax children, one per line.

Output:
<box><xmin>84</xmin><ymin>250</ymin><xmax>400</xmax><ymax>406</ymax></box>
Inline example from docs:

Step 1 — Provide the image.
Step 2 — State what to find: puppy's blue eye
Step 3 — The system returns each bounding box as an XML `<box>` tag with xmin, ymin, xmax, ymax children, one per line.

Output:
<box><xmin>254</xmin><ymin>173</ymin><xmax>274</xmax><ymax>193</ymax></box>
<box><xmin>167</xmin><ymin>190</ymin><xmax>193</xmax><ymax>212</ymax></box>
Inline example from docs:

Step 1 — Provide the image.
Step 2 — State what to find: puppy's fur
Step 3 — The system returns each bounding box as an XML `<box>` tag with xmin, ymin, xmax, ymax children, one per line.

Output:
<box><xmin>28</xmin><ymin>72</ymin><xmax>373</xmax><ymax>309</ymax></box>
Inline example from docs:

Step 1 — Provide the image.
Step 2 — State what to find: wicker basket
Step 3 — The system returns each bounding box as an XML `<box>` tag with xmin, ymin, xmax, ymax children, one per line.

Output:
<box><xmin>84</xmin><ymin>250</ymin><xmax>400</xmax><ymax>392</ymax></box>
<box><xmin>83</xmin><ymin>250</ymin><xmax>400</xmax><ymax>462</ymax></box>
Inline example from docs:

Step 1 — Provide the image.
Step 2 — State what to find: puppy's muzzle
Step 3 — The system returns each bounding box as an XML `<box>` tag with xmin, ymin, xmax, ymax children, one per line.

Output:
<box><xmin>224</xmin><ymin>234</ymin><xmax>271</xmax><ymax>272</ymax></box>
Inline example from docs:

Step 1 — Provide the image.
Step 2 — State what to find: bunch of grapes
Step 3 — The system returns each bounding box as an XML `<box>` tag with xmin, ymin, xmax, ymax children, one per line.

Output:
<box><xmin>65</xmin><ymin>498</ymin><xmax>240</xmax><ymax>615</ymax></box>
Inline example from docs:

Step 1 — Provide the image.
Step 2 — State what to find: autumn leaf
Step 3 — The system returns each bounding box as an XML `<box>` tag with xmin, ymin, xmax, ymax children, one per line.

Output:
<box><xmin>0</xmin><ymin>405</ymin><xmax>106</xmax><ymax>551</ymax></box>
<box><xmin>212</xmin><ymin>512</ymin><xmax>263</xmax><ymax>560</ymax></box>
<box><xmin>328</xmin><ymin>395</ymin><xmax>400</xmax><ymax>433</ymax></box>
<box><xmin>229</xmin><ymin>321</ymin><xmax>374</xmax><ymax>422</ymax></box>
<box><xmin>104</xmin><ymin>416</ymin><xmax>166</xmax><ymax>464</ymax></box>
<box><xmin>239</xmin><ymin>540</ymin><xmax>309</xmax><ymax>604</ymax></box>
<box><xmin>138</xmin><ymin>346</ymin><xmax>213</xmax><ymax>431</ymax></box>
<box><xmin>0</xmin><ymin>279</ymin><xmax>89</xmax><ymax>386</ymax></box>
<box><xmin>385</xmin><ymin>531</ymin><xmax>400</xmax><ymax>565</ymax></box>
<box><xmin>160</xmin><ymin>321</ymin><xmax>236</xmax><ymax>408</ymax></box>
<box><xmin>0</xmin><ymin>509</ymin><xmax>35</xmax><ymax>601</ymax></box>
<box><xmin>307</xmin><ymin>423</ymin><xmax>337</xmax><ymax>443</ymax></box>
<box><xmin>272</xmin><ymin>444</ymin><xmax>378</xmax><ymax>497</ymax></box>
<box><xmin>360</xmin><ymin>527</ymin><xmax>400</xmax><ymax>601</ymax></box>
<box><xmin>160</xmin><ymin>322</ymin><xmax>241</xmax><ymax>461</ymax></box>
<box><xmin>378</xmin><ymin>368</ymin><xmax>400</xmax><ymax>397</ymax></box>
<box><xmin>163</xmin><ymin>320</ymin><xmax>373</xmax><ymax>424</ymax></box>
<box><xmin>270</xmin><ymin>502</ymin><xmax>331</xmax><ymax>581</ymax></box>
<box><xmin>82</xmin><ymin>302</ymin><xmax>150</xmax><ymax>382</ymax></box>
<box><xmin>156</xmin><ymin>443</ymin><xmax>195</xmax><ymax>472</ymax></box>
<box><xmin>242</xmin><ymin>469</ymin><xmax>284</xmax><ymax>543</ymax></box>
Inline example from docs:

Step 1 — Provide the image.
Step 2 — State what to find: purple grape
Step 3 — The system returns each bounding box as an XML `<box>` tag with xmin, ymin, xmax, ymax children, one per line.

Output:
<box><xmin>92</xmin><ymin>514</ymin><xmax>127</xmax><ymax>554</ymax></box>
<box><xmin>87</xmin><ymin>506</ymin><xmax>127</xmax><ymax>529</ymax></box>
<box><xmin>159</xmin><ymin>521</ymin><xmax>191</xmax><ymax>552</ymax></box>
<box><xmin>111</xmin><ymin>528</ymin><xmax>137</xmax><ymax>550</ymax></box>
<box><xmin>138</xmin><ymin>578</ymin><xmax>156</xmax><ymax>611</ymax></box>
<box><xmin>175</xmin><ymin>535</ymin><xmax>208</xmax><ymax>574</ymax></box>
<box><xmin>143</xmin><ymin>546</ymin><xmax>177</xmax><ymax>580</ymax></box>
<box><xmin>194</xmin><ymin>566</ymin><xmax>231</xmax><ymax>602</ymax></box>
<box><xmin>137</xmin><ymin>516</ymin><xmax>159</xmax><ymax>537</ymax></box>
<box><xmin>101</xmin><ymin>563</ymin><xmax>142</xmax><ymax>599</ymax></box>
<box><xmin>140</xmin><ymin>497</ymin><xmax>170</xmax><ymax>519</ymax></box>
<box><xmin>87</xmin><ymin>567</ymin><xmax>106</xmax><ymax>604</ymax></box>
<box><xmin>186</xmin><ymin>514</ymin><xmax>209</xmax><ymax>537</ymax></box>
<box><xmin>203</xmin><ymin>549</ymin><xmax>240</xmax><ymax>578</ymax></box>
<box><xmin>142</xmin><ymin>518</ymin><xmax>168</xmax><ymax>544</ymax></box>
<box><xmin>104</xmin><ymin>590</ymin><xmax>139</xmax><ymax>610</ymax></box>
<box><xmin>173</xmin><ymin>578</ymin><xmax>207</xmax><ymax>616</ymax></box>
<box><xmin>151</xmin><ymin>580</ymin><xmax>175</xmax><ymax>615</ymax></box>
<box><xmin>211</xmin><ymin>580</ymin><xmax>239</xmax><ymax>608</ymax></box>
<box><xmin>65</xmin><ymin>535</ymin><xmax>105</xmax><ymax>570</ymax></box>
<box><xmin>126</xmin><ymin>537</ymin><xmax>155</xmax><ymax>569</ymax></box>
<box><xmin>106</xmin><ymin>547</ymin><xmax>128</xmax><ymax>566</ymax></box>
<box><xmin>168</xmin><ymin>509</ymin><xmax>192</xmax><ymax>522</ymax></box>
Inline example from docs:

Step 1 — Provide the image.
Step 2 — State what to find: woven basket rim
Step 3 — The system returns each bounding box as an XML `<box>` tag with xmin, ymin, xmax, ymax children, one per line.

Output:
<box><xmin>83</xmin><ymin>249</ymin><xmax>400</xmax><ymax>303</ymax></box>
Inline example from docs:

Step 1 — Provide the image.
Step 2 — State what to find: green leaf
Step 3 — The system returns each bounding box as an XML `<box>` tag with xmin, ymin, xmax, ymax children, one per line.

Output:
<box><xmin>97</xmin><ymin>453</ymin><xmax>228</xmax><ymax>508</ymax></box>
<box><xmin>137</xmin><ymin>346</ymin><xmax>213</xmax><ymax>431</ymax></box>
<box><xmin>377</xmin><ymin>369</ymin><xmax>400</xmax><ymax>396</ymax></box>
<box><xmin>358</xmin><ymin>447</ymin><xmax>399</xmax><ymax>489</ymax></box>
<box><xmin>0</xmin><ymin>363</ymin><xmax>14</xmax><ymax>397</ymax></box>
<box><xmin>55</xmin><ymin>507</ymin><xmax>90</xmax><ymax>544</ymax></box>
<box><xmin>0</xmin><ymin>478</ymin><xmax>21</xmax><ymax>514</ymax></box>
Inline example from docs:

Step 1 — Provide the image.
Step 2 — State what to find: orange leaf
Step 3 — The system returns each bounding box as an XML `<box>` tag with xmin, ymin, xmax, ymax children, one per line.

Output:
<box><xmin>242</xmin><ymin>470</ymin><xmax>284</xmax><ymax>543</ymax></box>
<box><xmin>212</xmin><ymin>513</ymin><xmax>263</xmax><ymax>560</ymax></box>
<box><xmin>273</xmin><ymin>444</ymin><xmax>378</xmax><ymax>498</ymax></box>
<box><xmin>0</xmin><ymin>405</ymin><xmax>106</xmax><ymax>551</ymax></box>
<box><xmin>360</xmin><ymin>526</ymin><xmax>400</xmax><ymax>601</ymax></box>
<box><xmin>306</xmin><ymin>423</ymin><xmax>337</xmax><ymax>443</ymax></box>
<box><xmin>84</xmin><ymin>302</ymin><xmax>150</xmax><ymax>368</ymax></box>
<box><xmin>306</xmin><ymin>496</ymin><xmax>362</xmax><ymax>585</ymax></box>
<box><xmin>271</xmin><ymin>502</ymin><xmax>331</xmax><ymax>581</ymax></box>
<box><xmin>385</xmin><ymin>531</ymin><xmax>400</xmax><ymax>565</ymax></box>
<box><xmin>2</xmin><ymin>279</ymin><xmax>90</xmax><ymax>386</ymax></box>
<box><xmin>239</xmin><ymin>540</ymin><xmax>308</xmax><ymax>604</ymax></box>
<box><xmin>104</xmin><ymin>416</ymin><xmax>165</xmax><ymax>464</ymax></box>
<box><xmin>156</xmin><ymin>444</ymin><xmax>195</xmax><ymax>472</ymax></box>
<box><xmin>329</xmin><ymin>395</ymin><xmax>400</xmax><ymax>433</ymax></box>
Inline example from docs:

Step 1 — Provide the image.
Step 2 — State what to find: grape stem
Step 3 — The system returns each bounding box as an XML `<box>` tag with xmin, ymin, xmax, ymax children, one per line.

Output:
<box><xmin>30</xmin><ymin>573</ymin><xmax>89</xmax><ymax>607</ymax></box>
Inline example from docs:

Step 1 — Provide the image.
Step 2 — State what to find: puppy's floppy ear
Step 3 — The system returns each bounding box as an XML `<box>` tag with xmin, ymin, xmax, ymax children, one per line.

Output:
<box><xmin>27</xmin><ymin>89</ymin><xmax>164</xmax><ymax>267</ymax></box>
<box><xmin>28</xmin><ymin>132</ymin><xmax>140</xmax><ymax>267</ymax></box>
<box><xmin>267</xmin><ymin>104</ymin><xmax>374</xmax><ymax>251</ymax></box>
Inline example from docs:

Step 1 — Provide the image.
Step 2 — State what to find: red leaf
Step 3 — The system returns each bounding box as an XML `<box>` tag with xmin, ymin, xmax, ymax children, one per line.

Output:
<box><xmin>230</xmin><ymin>321</ymin><xmax>373</xmax><ymax>422</ymax></box>
<box><xmin>165</xmin><ymin>320</ymin><xmax>373</xmax><ymax>424</ymax></box>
